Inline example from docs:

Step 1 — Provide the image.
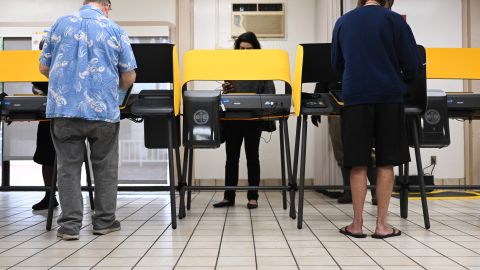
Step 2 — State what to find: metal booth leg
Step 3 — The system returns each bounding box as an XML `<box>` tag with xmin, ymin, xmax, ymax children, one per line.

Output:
<box><xmin>186</xmin><ymin>147</ymin><xmax>193</xmax><ymax>210</ymax></box>
<box><xmin>175</xmin><ymin>147</ymin><xmax>184</xmax><ymax>219</ymax></box>
<box><xmin>399</xmin><ymin>163</ymin><xmax>410</xmax><ymax>218</ymax></box>
<box><xmin>2</xmin><ymin>161</ymin><xmax>10</xmax><ymax>187</ymax></box>
<box><xmin>279</xmin><ymin>120</ymin><xmax>288</xmax><ymax>210</ymax></box>
<box><xmin>410</xmin><ymin>116</ymin><xmax>430</xmax><ymax>229</ymax></box>
<box><xmin>172</xmin><ymin>118</ymin><xmax>184</xmax><ymax>219</ymax></box>
<box><xmin>167</xmin><ymin>118</ymin><xmax>177</xmax><ymax>229</ymax></box>
<box><xmin>281</xmin><ymin>118</ymin><xmax>296</xmax><ymax>220</ymax></box>
<box><xmin>84</xmin><ymin>145</ymin><xmax>94</xmax><ymax>210</ymax></box>
<box><xmin>179</xmin><ymin>146</ymin><xmax>189</xmax><ymax>219</ymax></box>
<box><xmin>46</xmin><ymin>157</ymin><xmax>58</xmax><ymax>231</ymax></box>
<box><xmin>297</xmin><ymin>115</ymin><xmax>308</xmax><ymax>229</ymax></box>
<box><xmin>292</xmin><ymin>116</ymin><xmax>302</xmax><ymax>210</ymax></box>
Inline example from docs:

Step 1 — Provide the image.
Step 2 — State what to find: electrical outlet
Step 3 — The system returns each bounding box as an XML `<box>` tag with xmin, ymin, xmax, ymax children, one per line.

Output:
<box><xmin>431</xmin><ymin>156</ymin><xmax>437</xmax><ymax>165</ymax></box>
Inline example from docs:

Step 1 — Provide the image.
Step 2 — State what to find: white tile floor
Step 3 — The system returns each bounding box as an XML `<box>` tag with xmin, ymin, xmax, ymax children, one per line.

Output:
<box><xmin>0</xmin><ymin>191</ymin><xmax>479</xmax><ymax>269</ymax></box>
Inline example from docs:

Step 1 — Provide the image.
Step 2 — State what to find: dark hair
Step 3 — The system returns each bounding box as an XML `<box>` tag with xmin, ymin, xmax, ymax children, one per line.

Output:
<box><xmin>39</xmin><ymin>38</ymin><xmax>46</xmax><ymax>50</ymax></box>
<box><xmin>357</xmin><ymin>0</ymin><xmax>394</xmax><ymax>8</ymax></box>
<box><xmin>234</xmin><ymin>32</ymin><xmax>261</xmax><ymax>50</ymax></box>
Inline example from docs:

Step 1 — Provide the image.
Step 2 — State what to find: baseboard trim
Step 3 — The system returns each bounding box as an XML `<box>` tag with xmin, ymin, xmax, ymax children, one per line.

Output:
<box><xmin>194</xmin><ymin>178</ymin><xmax>314</xmax><ymax>187</ymax></box>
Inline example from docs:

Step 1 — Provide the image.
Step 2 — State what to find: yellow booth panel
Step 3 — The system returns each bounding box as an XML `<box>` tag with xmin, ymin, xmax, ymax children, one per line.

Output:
<box><xmin>182</xmin><ymin>49</ymin><xmax>291</xmax><ymax>86</ymax></box>
<box><xmin>292</xmin><ymin>45</ymin><xmax>304</xmax><ymax>116</ymax></box>
<box><xmin>426</xmin><ymin>48</ymin><xmax>480</xmax><ymax>80</ymax></box>
<box><xmin>0</xmin><ymin>50</ymin><xmax>47</xmax><ymax>82</ymax></box>
<box><xmin>173</xmin><ymin>45</ymin><xmax>181</xmax><ymax>116</ymax></box>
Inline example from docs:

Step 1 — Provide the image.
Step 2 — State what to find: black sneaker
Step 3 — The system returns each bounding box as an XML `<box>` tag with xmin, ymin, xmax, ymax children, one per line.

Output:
<box><xmin>32</xmin><ymin>196</ymin><xmax>59</xmax><ymax>211</ymax></box>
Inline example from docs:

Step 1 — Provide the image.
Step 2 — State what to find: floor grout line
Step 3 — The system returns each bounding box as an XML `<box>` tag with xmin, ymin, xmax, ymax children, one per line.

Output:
<box><xmin>172</xmin><ymin>191</ymin><xmax>217</xmax><ymax>269</ymax></box>
<box><xmin>6</xmin><ymin>194</ymin><xmax>146</xmax><ymax>269</ymax></box>
<box><xmin>264</xmin><ymin>192</ymin><xmax>300</xmax><ymax>270</ymax></box>
<box><xmin>0</xmin><ymin>191</ymin><xmax>479</xmax><ymax>269</ymax></box>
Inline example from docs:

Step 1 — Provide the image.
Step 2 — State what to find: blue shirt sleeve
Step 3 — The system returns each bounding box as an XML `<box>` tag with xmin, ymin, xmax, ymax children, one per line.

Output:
<box><xmin>118</xmin><ymin>30</ymin><xmax>137</xmax><ymax>73</ymax></box>
<box><xmin>331</xmin><ymin>19</ymin><xmax>344</xmax><ymax>78</ymax></box>
<box><xmin>394</xmin><ymin>17</ymin><xmax>421</xmax><ymax>83</ymax></box>
<box><xmin>39</xmin><ymin>21</ymin><xmax>59</xmax><ymax>67</ymax></box>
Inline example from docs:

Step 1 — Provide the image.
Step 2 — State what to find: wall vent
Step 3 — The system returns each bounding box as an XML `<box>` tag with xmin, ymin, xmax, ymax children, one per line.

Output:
<box><xmin>231</xmin><ymin>3</ymin><xmax>285</xmax><ymax>38</ymax></box>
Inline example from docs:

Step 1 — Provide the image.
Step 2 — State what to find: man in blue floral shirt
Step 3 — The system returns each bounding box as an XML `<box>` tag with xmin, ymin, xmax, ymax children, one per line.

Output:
<box><xmin>39</xmin><ymin>0</ymin><xmax>136</xmax><ymax>240</ymax></box>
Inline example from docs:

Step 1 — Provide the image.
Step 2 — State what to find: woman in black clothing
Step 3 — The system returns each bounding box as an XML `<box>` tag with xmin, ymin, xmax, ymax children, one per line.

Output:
<box><xmin>31</xmin><ymin>39</ymin><xmax>58</xmax><ymax>210</ymax></box>
<box><xmin>213</xmin><ymin>32</ymin><xmax>275</xmax><ymax>209</ymax></box>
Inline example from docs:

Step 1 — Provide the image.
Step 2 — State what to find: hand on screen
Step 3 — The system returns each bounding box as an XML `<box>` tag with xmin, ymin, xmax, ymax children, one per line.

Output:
<box><xmin>222</xmin><ymin>81</ymin><xmax>235</xmax><ymax>93</ymax></box>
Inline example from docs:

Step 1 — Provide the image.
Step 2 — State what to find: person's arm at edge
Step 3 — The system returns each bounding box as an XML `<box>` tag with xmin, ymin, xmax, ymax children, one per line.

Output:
<box><xmin>395</xmin><ymin>16</ymin><xmax>422</xmax><ymax>83</ymax></box>
<box><xmin>39</xmin><ymin>64</ymin><xmax>50</xmax><ymax>79</ymax></box>
<box><xmin>117</xmin><ymin>28</ymin><xmax>137</xmax><ymax>90</ymax></box>
<box><xmin>119</xmin><ymin>70</ymin><xmax>136</xmax><ymax>90</ymax></box>
<box><xmin>331</xmin><ymin>20</ymin><xmax>345</xmax><ymax>78</ymax></box>
<box><xmin>38</xmin><ymin>21</ymin><xmax>58</xmax><ymax>79</ymax></box>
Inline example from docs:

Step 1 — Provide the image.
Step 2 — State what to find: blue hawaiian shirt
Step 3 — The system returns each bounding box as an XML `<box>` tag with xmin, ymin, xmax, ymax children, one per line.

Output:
<box><xmin>40</xmin><ymin>5</ymin><xmax>137</xmax><ymax>123</ymax></box>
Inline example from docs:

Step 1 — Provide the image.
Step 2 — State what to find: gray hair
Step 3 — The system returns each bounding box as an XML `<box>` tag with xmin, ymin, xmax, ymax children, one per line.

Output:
<box><xmin>84</xmin><ymin>0</ymin><xmax>111</xmax><ymax>6</ymax></box>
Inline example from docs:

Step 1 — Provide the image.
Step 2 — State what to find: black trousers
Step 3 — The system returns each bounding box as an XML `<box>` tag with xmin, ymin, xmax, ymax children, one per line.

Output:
<box><xmin>224</xmin><ymin>121</ymin><xmax>263</xmax><ymax>202</ymax></box>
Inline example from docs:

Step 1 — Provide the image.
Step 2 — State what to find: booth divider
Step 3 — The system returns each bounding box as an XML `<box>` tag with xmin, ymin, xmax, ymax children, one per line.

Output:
<box><xmin>179</xmin><ymin>49</ymin><xmax>297</xmax><ymax>220</ymax></box>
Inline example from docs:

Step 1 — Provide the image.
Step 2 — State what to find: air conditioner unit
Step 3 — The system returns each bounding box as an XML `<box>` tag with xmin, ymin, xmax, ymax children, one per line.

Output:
<box><xmin>231</xmin><ymin>3</ymin><xmax>285</xmax><ymax>38</ymax></box>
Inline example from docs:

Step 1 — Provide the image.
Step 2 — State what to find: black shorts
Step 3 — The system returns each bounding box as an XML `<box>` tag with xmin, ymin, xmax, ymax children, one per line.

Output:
<box><xmin>33</xmin><ymin>121</ymin><xmax>56</xmax><ymax>166</ymax></box>
<box><xmin>341</xmin><ymin>103</ymin><xmax>410</xmax><ymax>168</ymax></box>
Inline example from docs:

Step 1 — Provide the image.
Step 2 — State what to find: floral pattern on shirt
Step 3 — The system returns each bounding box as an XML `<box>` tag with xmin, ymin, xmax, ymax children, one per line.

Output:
<box><xmin>40</xmin><ymin>5</ymin><xmax>137</xmax><ymax>123</ymax></box>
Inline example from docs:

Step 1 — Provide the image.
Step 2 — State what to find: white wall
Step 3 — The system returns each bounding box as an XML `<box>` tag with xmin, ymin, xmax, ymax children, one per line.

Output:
<box><xmin>0</xmin><ymin>0</ymin><xmax>175</xmax><ymax>37</ymax></box>
<box><xmin>0</xmin><ymin>0</ymin><xmax>176</xmax><ymax>23</ymax></box>
<box><xmin>394</xmin><ymin>0</ymin><xmax>464</xmax><ymax>180</ymax></box>
<box><xmin>193</xmin><ymin>0</ymin><xmax>320</xmax><ymax>180</ymax></box>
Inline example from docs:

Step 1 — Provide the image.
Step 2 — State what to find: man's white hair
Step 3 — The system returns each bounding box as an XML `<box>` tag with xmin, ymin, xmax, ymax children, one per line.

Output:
<box><xmin>84</xmin><ymin>0</ymin><xmax>111</xmax><ymax>6</ymax></box>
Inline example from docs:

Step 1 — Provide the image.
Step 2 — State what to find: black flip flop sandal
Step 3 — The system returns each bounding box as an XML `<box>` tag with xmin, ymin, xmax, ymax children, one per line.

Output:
<box><xmin>339</xmin><ymin>226</ymin><xmax>367</xmax><ymax>238</ymax></box>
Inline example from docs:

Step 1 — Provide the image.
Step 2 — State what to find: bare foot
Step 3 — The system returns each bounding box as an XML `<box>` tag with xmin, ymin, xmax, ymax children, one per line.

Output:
<box><xmin>343</xmin><ymin>223</ymin><xmax>363</xmax><ymax>235</ymax></box>
<box><xmin>375</xmin><ymin>223</ymin><xmax>396</xmax><ymax>236</ymax></box>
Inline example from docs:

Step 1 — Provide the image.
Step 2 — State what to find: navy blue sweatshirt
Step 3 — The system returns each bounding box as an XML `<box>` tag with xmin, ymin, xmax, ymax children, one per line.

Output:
<box><xmin>331</xmin><ymin>5</ymin><xmax>421</xmax><ymax>106</ymax></box>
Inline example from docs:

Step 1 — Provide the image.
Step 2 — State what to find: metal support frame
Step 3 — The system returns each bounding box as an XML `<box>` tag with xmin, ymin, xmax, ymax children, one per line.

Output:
<box><xmin>409</xmin><ymin>115</ymin><xmax>430</xmax><ymax>229</ymax></box>
<box><xmin>179</xmin><ymin>118</ymin><xmax>295</xmax><ymax>219</ymax></box>
<box><xmin>2</xmin><ymin>160</ymin><xmax>10</xmax><ymax>187</ymax></box>
<box><xmin>294</xmin><ymin>113</ymin><xmax>432</xmax><ymax>230</ymax></box>
<box><xmin>399</xmin><ymin>163</ymin><xmax>410</xmax><ymax>218</ymax></box>
<box><xmin>167</xmin><ymin>118</ymin><xmax>178</xmax><ymax>229</ymax></box>
<box><xmin>297</xmin><ymin>115</ymin><xmax>308</xmax><ymax>229</ymax></box>
<box><xmin>84</xmin><ymin>147</ymin><xmax>95</xmax><ymax>211</ymax></box>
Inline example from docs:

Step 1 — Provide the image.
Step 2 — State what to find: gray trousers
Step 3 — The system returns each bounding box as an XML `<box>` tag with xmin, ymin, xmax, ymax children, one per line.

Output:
<box><xmin>51</xmin><ymin>118</ymin><xmax>120</xmax><ymax>234</ymax></box>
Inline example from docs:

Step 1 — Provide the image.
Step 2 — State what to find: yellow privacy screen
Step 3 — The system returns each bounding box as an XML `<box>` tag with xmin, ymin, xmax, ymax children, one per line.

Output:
<box><xmin>0</xmin><ymin>50</ymin><xmax>47</xmax><ymax>82</ymax></box>
<box><xmin>182</xmin><ymin>49</ymin><xmax>291</xmax><ymax>86</ymax></box>
<box><xmin>292</xmin><ymin>45</ymin><xmax>304</xmax><ymax>116</ymax></box>
<box><xmin>426</xmin><ymin>48</ymin><xmax>480</xmax><ymax>79</ymax></box>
